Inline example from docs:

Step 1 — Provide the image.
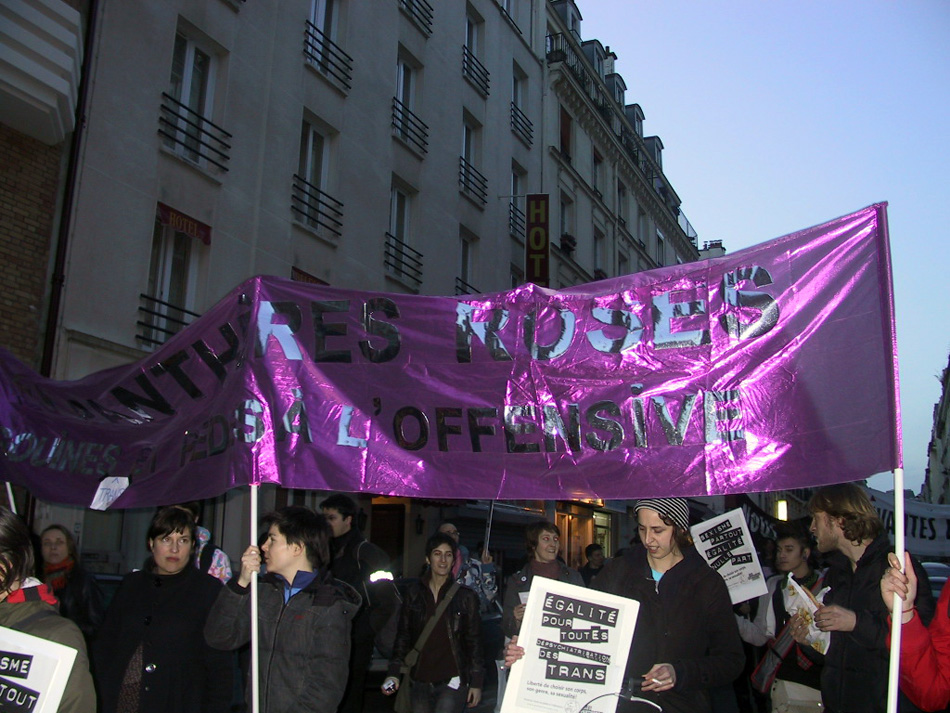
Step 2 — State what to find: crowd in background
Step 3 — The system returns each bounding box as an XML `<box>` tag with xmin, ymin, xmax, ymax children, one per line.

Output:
<box><xmin>2</xmin><ymin>483</ymin><xmax>950</xmax><ymax>713</ymax></box>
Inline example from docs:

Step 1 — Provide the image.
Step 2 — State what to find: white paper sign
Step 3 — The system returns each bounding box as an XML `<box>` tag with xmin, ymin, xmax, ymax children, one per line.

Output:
<box><xmin>691</xmin><ymin>508</ymin><xmax>767</xmax><ymax>604</ymax></box>
<box><xmin>502</xmin><ymin>578</ymin><xmax>639</xmax><ymax>713</ymax></box>
<box><xmin>0</xmin><ymin>625</ymin><xmax>77</xmax><ymax>712</ymax></box>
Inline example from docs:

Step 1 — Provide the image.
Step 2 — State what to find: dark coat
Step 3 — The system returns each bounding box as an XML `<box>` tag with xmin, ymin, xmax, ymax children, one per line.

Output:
<box><xmin>388</xmin><ymin>577</ymin><xmax>484</xmax><ymax>688</ymax></box>
<box><xmin>204</xmin><ymin>569</ymin><xmax>360</xmax><ymax>713</ymax></box>
<box><xmin>54</xmin><ymin>565</ymin><xmax>105</xmax><ymax>643</ymax></box>
<box><xmin>94</xmin><ymin>566</ymin><xmax>232</xmax><ymax>713</ymax></box>
<box><xmin>328</xmin><ymin>528</ymin><xmax>392</xmax><ymax>636</ymax></box>
<box><xmin>501</xmin><ymin>560</ymin><xmax>584</xmax><ymax>637</ymax></box>
<box><xmin>592</xmin><ymin>545</ymin><xmax>745</xmax><ymax>713</ymax></box>
<box><xmin>816</xmin><ymin>534</ymin><xmax>935</xmax><ymax>713</ymax></box>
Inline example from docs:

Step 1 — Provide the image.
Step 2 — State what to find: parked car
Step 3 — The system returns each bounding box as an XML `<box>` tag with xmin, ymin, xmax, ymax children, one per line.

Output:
<box><xmin>921</xmin><ymin>562</ymin><xmax>950</xmax><ymax>600</ymax></box>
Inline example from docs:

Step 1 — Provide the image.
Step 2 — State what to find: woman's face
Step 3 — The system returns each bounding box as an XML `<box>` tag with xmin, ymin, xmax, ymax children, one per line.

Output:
<box><xmin>533</xmin><ymin>529</ymin><xmax>560</xmax><ymax>564</ymax></box>
<box><xmin>427</xmin><ymin>543</ymin><xmax>455</xmax><ymax>578</ymax></box>
<box><xmin>41</xmin><ymin>530</ymin><xmax>69</xmax><ymax>566</ymax></box>
<box><xmin>637</xmin><ymin>508</ymin><xmax>679</xmax><ymax>564</ymax></box>
<box><xmin>149</xmin><ymin>530</ymin><xmax>193</xmax><ymax>576</ymax></box>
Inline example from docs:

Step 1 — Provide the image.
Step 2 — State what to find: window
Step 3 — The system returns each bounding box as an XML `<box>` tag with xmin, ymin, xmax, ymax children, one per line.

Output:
<box><xmin>165</xmin><ymin>32</ymin><xmax>215</xmax><ymax>162</ymax></box>
<box><xmin>463</xmin><ymin>8</ymin><xmax>489</xmax><ymax>95</ymax></box>
<box><xmin>143</xmin><ymin>211</ymin><xmax>202</xmax><ymax>345</ymax></box>
<box><xmin>509</xmin><ymin>167</ymin><xmax>526</xmax><ymax>237</ymax></box>
<box><xmin>559</xmin><ymin>106</ymin><xmax>572</xmax><ymax>161</ymax></box>
<box><xmin>510</xmin><ymin>65</ymin><xmax>532</xmax><ymax>145</ymax></box>
<box><xmin>593</xmin><ymin>150</ymin><xmax>603</xmax><ymax>197</ymax></box>
<box><xmin>386</xmin><ymin>182</ymin><xmax>421</xmax><ymax>288</ymax></box>
<box><xmin>457</xmin><ymin>229</ymin><xmax>477</xmax><ymax>294</ymax></box>
<box><xmin>394</xmin><ymin>55</ymin><xmax>414</xmax><ymax>139</ymax></box>
<box><xmin>657</xmin><ymin>230</ymin><xmax>666</xmax><ymax>266</ymax></box>
<box><xmin>593</xmin><ymin>228</ymin><xmax>605</xmax><ymax>271</ymax></box>
<box><xmin>637</xmin><ymin>206</ymin><xmax>648</xmax><ymax>247</ymax></box>
<box><xmin>618</xmin><ymin>251</ymin><xmax>629</xmax><ymax>276</ymax></box>
<box><xmin>299</xmin><ymin>122</ymin><xmax>327</xmax><ymax>192</ymax></box>
<box><xmin>292</xmin><ymin>119</ymin><xmax>343</xmax><ymax>238</ymax></box>
<box><xmin>559</xmin><ymin>193</ymin><xmax>574</xmax><ymax>237</ymax></box>
<box><xmin>310</xmin><ymin>0</ymin><xmax>335</xmax><ymax>36</ymax></box>
<box><xmin>305</xmin><ymin>0</ymin><xmax>353</xmax><ymax>92</ymax></box>
<box><xmin>617</xmin><ymin>180</ymin><xmax>628</xmax><ymax>225</ymax></box>
<box><xmin>390</xmin><ymin>184</ymin><xmax>411</xmax><ymax>243</ymax></box>
<box><xmin>459</xmin><ymin>115</ymin><xmax>487</xmax><ymax>205</ymax></box>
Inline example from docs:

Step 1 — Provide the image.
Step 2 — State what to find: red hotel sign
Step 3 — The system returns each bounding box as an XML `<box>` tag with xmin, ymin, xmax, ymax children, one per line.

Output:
<box><xmin>525</xmin><ymin>193</ymin><xmax>550</xmax><ymax>287</ymax></box>
<box><xmin>157</xmin><ymin>202</ymin><xmax>212</xmax><ymax>245</ymax></box>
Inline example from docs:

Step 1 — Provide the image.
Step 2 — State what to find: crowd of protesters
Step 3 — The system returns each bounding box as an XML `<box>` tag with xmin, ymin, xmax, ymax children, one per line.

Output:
<box><xmin>3</xmin><ymin>483</ymin><xmax>950</xmax><ymax>713</ymax></box>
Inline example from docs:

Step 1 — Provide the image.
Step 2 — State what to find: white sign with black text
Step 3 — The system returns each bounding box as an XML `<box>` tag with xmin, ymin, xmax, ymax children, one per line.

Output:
<box><xmin>502</xmin><ymin>578</ymin><xmax>639</xmax><ymax>713</ymax></box>
<box><xmin>691</xmin><ymin>508</ymin><xmax>768</xmax><ymax>604</ymax></box>
<box><xmin>0</xmin><ymin>626</ymin><xmax>77</xmax><ymax>713</ymax></box>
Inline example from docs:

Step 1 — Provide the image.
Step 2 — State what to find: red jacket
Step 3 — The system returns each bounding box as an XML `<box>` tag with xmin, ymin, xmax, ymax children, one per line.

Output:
<box><xmin>896</xmin><ymin>579</ymin><xmax>950</xmax><ymax>712</ymax></box>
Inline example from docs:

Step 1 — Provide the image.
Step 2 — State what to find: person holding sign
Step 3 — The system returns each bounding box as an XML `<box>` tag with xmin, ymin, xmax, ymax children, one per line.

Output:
<box><xmin>0</xmin><ymin>507</ymin><xmax>96</xmax><ymax>713</ymax></box>
<box><xmin>502</xmin><ymin>520</ymin><xmax>584</xmax><ymax>639</ymax></box>
<box><xmin>381</xmin><ymin>532</ymin><xmax>483</xmax><ymax>712</ymax></box>
<box><xmin>507</xmin><ymin>498</ymin><xmax>743</xmax><ymax>713</ymax></box>
<box><xmin>95</xmin><ymin>506</ymin><xmax>233</xmax><ymax>713</ymax></box>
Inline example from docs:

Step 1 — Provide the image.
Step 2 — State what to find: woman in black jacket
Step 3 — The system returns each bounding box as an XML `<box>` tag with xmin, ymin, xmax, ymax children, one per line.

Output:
<box><xmin>40</xmin><ymin>524</ymin><xmax>105</xmax><ymax>644</ymax></box>
<box><xmin>382</xmin><ymin>532</ymin><xmax>483</xmax><ymax>713</ymax></box>
<box><xmin>94</xmin><ymin>506</ymin><xmax>232</xmax><ymax>713</ymax></box>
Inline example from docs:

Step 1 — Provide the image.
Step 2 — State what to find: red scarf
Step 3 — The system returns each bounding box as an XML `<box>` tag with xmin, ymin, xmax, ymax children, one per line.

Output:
<box><xmin>43</xmin><ymin>558</ymin><xmax>75</xmax><ymax>592</ymax></box>
<box><xmin>7</xmin><ymin>582</ymin><xmax>59</xmax><ymax>606</ymax></box>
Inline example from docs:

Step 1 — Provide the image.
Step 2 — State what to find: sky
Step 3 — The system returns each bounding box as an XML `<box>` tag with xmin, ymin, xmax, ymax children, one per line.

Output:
<box><xmin>578</xmin><ymin>1</ymin><xmax>949</xmax><ymax>494</ymax></box>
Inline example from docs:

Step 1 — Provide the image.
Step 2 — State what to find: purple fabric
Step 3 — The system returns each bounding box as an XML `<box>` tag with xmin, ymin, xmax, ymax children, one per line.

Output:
<box><xmin>0</xmin><ymin>204</ymin><xmax>900</xmax><ymax>507</ymax></box>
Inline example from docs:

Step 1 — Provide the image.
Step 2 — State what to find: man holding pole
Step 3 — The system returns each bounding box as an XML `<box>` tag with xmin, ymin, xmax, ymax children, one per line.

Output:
<box><xmin>791</xmin><ymin>484</ymin><xmax>933</xmax><ymax>713</ymax></box>
<box><xmin>205</xmin><ymin>506</ymin><xmax>360</xmax><ymax>712</ymax></box>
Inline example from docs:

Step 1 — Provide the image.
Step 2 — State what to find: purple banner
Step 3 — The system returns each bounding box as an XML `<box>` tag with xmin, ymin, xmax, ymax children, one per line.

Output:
<box><xmin>0</xmin><ymin>204</ymin><xmax>899</xmax><ymax>508</ymax></box>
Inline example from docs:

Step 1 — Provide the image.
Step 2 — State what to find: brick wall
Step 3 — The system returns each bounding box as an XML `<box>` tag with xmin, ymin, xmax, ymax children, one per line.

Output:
<box><xmin>0</xmin><ymin>123</ymin><xmax>64</xmax><ymax>369</ymax></box>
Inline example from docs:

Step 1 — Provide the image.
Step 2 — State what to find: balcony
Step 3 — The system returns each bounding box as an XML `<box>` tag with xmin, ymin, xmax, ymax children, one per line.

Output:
<box><xmin>158</xmin><ymin>93</ymin><xmax>232</xmax><ymax>172</ymax></box>
<box><xmin>462</xmin><ymin>45</ymin><xmax>490</xmax><ymax>97</ymax></box>
<box><xmin>136</xmin><ymin>294</ymin><xmax>201</xmax><ymax>348</ymax></box>
<box><xmin>384</xmin><ymin>232</ymin><xmax>424</xmax><ymax>291</ymax></box>
<box><xmin>398</xmin><ymin>0</ymin><xmax>434</xmax><ymax>37</ymax></box>
<box><xmin>509</xmin><ymin>202</ymin><xmax>526</xmax><ymax>239</ymax></box>
<box><xmin>455</xmin><ymin>277</ymin><xmax>480</xmax><ymax>295</ymax></box>
<box><xmin>304</xmin><ymin>21</ymin><xmax>354</xmax><ymax>93</ymax></box>
<box><xmin>678</xmin><ymin>209</ymin><xmax>698</xmax><ymax>246</ymax></box>
<box><xmin>392</xmin><ymin>97</ymin><xmax>429</xmax><ymax>156</ymax></box>
<box><xmin>459</xmin><ymin>157</ymin><xmax>488</xmax><ymax>206</ymax></box>
<box><xmin>291</xmin><ymin>174</ymin><xmax>344</xmax><ymax>239</ymax></box>
<box><xmin>510</xmin><ymin>102</ymin><xmax>534</xmax><ymax>147</ymax></box>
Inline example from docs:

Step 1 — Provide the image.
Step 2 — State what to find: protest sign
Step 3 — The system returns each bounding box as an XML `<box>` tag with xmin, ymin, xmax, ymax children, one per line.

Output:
<box><xmin>0</xmin><ymin>626</ymin><xmax>77</xmax><ymax>712</ymax></box>
<box><xmin>868</xmin><ymin>487</ymin><xmax>950</xmax><ymax>558</ymax></box>
<box><xmin>691</xmin><ymin>508</ymin><xmax>767</xmax><ymax>604</ymax></box>
<box><xmin>502</xmin><ymin>578</ymin><xmax>639</xmax><ymax>713</ymax></box>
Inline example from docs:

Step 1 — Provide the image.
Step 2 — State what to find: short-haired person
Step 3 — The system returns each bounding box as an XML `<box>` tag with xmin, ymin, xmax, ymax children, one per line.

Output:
<box><xmin>506</xmin><ymin>498</ymin><xmax>744</xmax><ymax>713</ymax></box>
<box><xmin>0</xmin><ymin>508</ymin><xmax>96</xmax><ymax>712</ymax></box>
<box><xmin>502</xmin><ymin>520</ymin><xmax>584</xmax><ymax>639</ymax></box>
<box><xmin>881</xmin><ymin>551</ymin><xmax>950</xmax><ymax>712</ymax></box>
<box><xmin>791</xmin><ymin>483</ymin><xmax>934</xmax><ymax>713</ymax></box>
<box><xmin>579</xmin><ymin>543</ymin><xmax>605</xmax><ymax>586</ymax></box>
<box><xmin>40</xmin><ymin>524</ymin><xmax>105</xmax><ymax>644</ymax></box>
<box><xmin>205</xmin><ymin>506</ymin><xmax>360</xmax><ymax>713</ymax></box>
<box><xmin>737</xmin><ymin>526</ymin><xmax>824</xmax><ymax>711</ymax></box>
<box><xmin>382</xmin><ymin>532</ymin><xmax>483</xmax><ymax>712</ymax></box>
<box><xmin>96</xmin><ymin>506</ymin><xmax>232</xmax><ymax>713</ymax></box>
<box><xmin>320</xmin><ymin>493</ymin><xmax>395</xmax><ymax>713</ymax></box>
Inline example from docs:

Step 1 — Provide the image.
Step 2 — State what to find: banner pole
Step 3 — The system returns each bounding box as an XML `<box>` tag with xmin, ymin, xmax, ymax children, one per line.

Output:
<box><xmin>4</xmin><ymin>483</ymin><xmax>15</xmax><ymax>515</ymax></box>
<box><xmin>250</xmin><ymin>483</ymin><xmax>260</xmax><ymax>713</ymax></box>
<box><xmin>886</xmin><ymin>467</ymin><xmax>905</xmax><ymax>713</ymax></box>
<box><xmin>483</xmin><ymin>500</ymin><xmax>496</xmax><ymax>556</ymax></box>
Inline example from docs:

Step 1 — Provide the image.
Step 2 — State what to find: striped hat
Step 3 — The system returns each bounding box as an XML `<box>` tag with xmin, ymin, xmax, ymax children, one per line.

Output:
<box><xmin>635</xmin><ymin>498</ymin><xmax>690</xmax><ymax>532</ymax></box>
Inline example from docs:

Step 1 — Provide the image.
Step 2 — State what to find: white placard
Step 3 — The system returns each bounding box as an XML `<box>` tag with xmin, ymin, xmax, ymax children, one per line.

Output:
<box><xmin>502</xmin><ymin>578</ymin><xmax>639</xmax><ymax>713</ymax></box>
<box><xmin>0</xmin><ymin>625</ymin><xmax>78</xmax><ymax>712</ymax></box>
<box><xmin>690</xmin><ymin>508</ymin><xmax>768</xmax><ymax>604</ymax></box>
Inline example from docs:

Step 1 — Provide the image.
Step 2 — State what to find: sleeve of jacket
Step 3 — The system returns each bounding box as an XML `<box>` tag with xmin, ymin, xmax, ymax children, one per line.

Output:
<box><xmin>671</xmin><ymin>571</ymin><xmax>745</xmax><ymax>691</ymax></box>
<box><xmin>198</xmin><ymin>579</ymin><xmax>237</xmax><ymax>713</ymax></box>
<box><xmin>43</xmin><ymin>619</ymin><xmax>97</xmax><ymax>713</ymax></box>
<box><xmin>296</xmin><ymin>600</ymin><xmax>353</xmax><ymax>712</ymax></box>
<box><xmin>460</xmin><ymin>589</ymin><xmax>485</xmax><ymax>688</ymax></box>
<box><xmin>736</xmin><ymin>582</ymin><xmax>775</xmax><ymax>647</ymax></box>
<box><xmin>565</xmin><ymin>567</ymin><xmax>585</xmax><ymax>588</ymax></box>
<box><xmin>502</xmin><ymin>573</ymin><xmax>523</xmax><ymax>638</ymax></box>
<box><xmin>204</xmin><ymin>579</ymin><xmax>252</xmax><ymax>651</ymax></box>
<box><xmin>387</xmin><ymin>589</ymin><xmax>414</xmax><ymax>677</ymax></box>
<box><xmin>897</xmin><ymin>582</ymin><xmax>950</xmax><ymax>712</ymax></box>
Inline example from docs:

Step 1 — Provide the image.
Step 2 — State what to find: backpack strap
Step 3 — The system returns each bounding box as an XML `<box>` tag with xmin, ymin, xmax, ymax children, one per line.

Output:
<box><xmin>9</xmin><ymin>608</ymin><xmax>58</xmax><ymax>632</ymax></box>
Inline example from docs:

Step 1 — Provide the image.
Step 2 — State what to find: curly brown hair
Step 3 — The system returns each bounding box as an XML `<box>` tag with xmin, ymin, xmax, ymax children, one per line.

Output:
<box><xmin>808</xmin><ymin>483</ymin><xmax>883</xmax><ymax>545</ymax></box>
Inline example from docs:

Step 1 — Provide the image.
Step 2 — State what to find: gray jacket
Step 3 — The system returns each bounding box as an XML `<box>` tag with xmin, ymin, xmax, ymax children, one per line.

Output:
<box><xmin>204</xmin><ymin>570</ymin><xmax>360</xmax><ymax>713</ymax></box>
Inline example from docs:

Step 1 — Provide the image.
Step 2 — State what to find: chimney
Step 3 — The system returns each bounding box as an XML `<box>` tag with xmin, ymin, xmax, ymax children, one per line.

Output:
<box><xmin>604</xmin><ymin>46</ymin><xmax>617</xmax><ymax>75</ymax></box>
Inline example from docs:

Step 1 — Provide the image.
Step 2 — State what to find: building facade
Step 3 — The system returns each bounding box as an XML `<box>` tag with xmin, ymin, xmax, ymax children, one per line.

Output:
<box><xmin>4</xmin><ymin>0</ymin><xmax>711</xmax><ymax>574</ymax></box>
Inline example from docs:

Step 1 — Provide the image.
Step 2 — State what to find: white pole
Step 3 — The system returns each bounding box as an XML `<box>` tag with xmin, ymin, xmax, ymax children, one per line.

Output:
<box><xmin>886</xmin><ymin>467</ymin><xmax>905</xmax><ymax>713</ymax></box>
<box><xmin>4</xmin><ymin>483</ymin><xmax>15</xmax><ymax>514</ymax></box>
<box><xmin>250</xmin><ymin>484</ymin><xmax>260</xmax><ymax>713</ymax></box>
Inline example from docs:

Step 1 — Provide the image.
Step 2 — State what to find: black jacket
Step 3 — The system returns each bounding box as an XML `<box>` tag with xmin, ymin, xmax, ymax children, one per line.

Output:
<box><xmin>205</xmin><ymin>569</ymin><xmax>360</xmax><ymax>713</ymax></box>
<box><xmin>55</xmin><ymin>565</ymin><xmax>105</xmax><ymax>643</ymax></box>
<box><xmin>501</xmin><ymin>560</ymin><xmax>584</xmax><ymax>638</ymax></box>
<box><xmin>815</xmin><ymin>534</ymin><xmax>935</xmax><ymax>713</ymax></box>
<box><xmin>388</xmin><ymin>577</ymin><xmax>484</xmax><ymax>689</ymax></box>
<box><xmin>592</xmin><ymin>545</ymin><xmax>744</xmax><ymax>713</ymax></box>
<box><xmin>95</xmin><ymin>565</ymin><xmax>232</xmax><ymax>713</ymax></box>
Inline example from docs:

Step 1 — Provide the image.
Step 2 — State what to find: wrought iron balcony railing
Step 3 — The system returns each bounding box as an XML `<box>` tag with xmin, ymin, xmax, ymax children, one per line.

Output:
<box><xmin>158</xmin><ymin>93</ymin><xmax>232</xmax><ymax>172</ymax></box>
<box><xmin>304</xmin><ymin>20</ymin><xmax>354</xmax><ymax>93</ymax></box>
<box><xmin>510</xmin><ymin>102</ymin><xmax>533</xmax><ymax>146</ymax></box>
<box><xmin>398</xmin><ymin>0</ymin><xmax>434</xmax><ymax>37</ymax></box>
<box><xmin>455</xmin><ymin>277</ymin><xmax>480</xmax><ymax>295</ymax></box>
<box><xmin>391</xmin><ymin>97</ymin><xmax>429</xmax><ymax>155</ymax></box>
<box><xmin>291</xmin><ymin>174</ymin><xmax>344</xmax><ymax>239</ymax></box>
<box><xmin>509</xmin><ymin>202</ymin><xmax>526</xmax><ymax>238</ymax></box>
<box><xmin>136</xmin><ymin>293</ymin><xmax>201</xmax><ymax>348</ymax></box>
<box><xmin>462</xmin><ymin>45</ymin><xmax>490</xmax><ymax>97</ymax></box>
<box><xmin>384</xmin><ymin>232</ymin><xmax>424</xmax><ymax>291</ymax></box>
<box><xmin>458</xmin><ymin>156</ymin><xmax>488</xmax><ymax>206</ymax></box>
